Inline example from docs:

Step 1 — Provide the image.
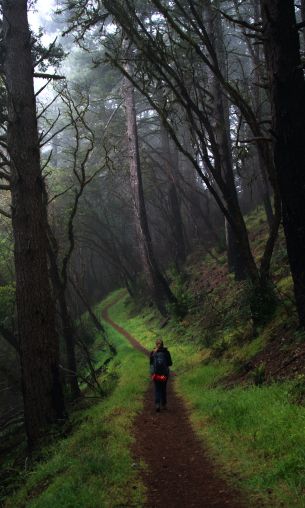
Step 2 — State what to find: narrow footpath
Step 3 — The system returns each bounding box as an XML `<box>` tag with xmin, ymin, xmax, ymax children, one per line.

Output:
<box><xmin>102</xmin><ymin>301</ymin><xmax>245</xmax><ymax>508</ymax></box>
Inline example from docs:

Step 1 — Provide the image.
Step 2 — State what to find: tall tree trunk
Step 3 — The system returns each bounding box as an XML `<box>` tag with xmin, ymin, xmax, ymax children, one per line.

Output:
<box><xmin>250</xmin><ymin>0</ymin><xmax>274</xmax><ymax>228</ymax></box>
<box><xmin>123</xmin><ymin>59</ymin><xmax>177</xmax><ymax>316</ymax></box>
<box><xmin>2</xmin><ymin>0</ymin><xmax>65</xmax><ymax>446</ymax></box>
<box><xmin>207</xmin><ymin>0</ymin><xmax>247</xmax><ymax>280</ymax></box>
<box><xmin>261</xmin><ymin>0</ymin><xmax>305</xmax><ymax>326</ymax></box>
<box><xmin>160</xmin><ymin>121</ymin><xmax>186</xmax><ymax>270</ymax></box>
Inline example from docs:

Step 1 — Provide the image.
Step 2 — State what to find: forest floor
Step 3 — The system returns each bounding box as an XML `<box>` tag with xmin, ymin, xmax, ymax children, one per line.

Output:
<box><xmin>102</xmin><ymin>300</ymin><xmax>245</xmax><ymax>508</ymax></box>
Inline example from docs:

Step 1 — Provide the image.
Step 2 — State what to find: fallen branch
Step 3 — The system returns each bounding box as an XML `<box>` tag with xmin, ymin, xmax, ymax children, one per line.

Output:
<box><xmin>34</xmin><ymin>72</ymin><xmax>65</xmax><ymax>80</ymax></box>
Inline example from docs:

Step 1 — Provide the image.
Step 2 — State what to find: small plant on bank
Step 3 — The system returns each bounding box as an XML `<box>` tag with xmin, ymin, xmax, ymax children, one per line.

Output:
<box><xmin>212</xmin><ymin>338</ymin><xmax>230</xmax><ymax>358</ymax></box>
<box><xmin>251</xmin><ymin>362</ymin><xmax>266</xmax><ymax>386</ymax></box>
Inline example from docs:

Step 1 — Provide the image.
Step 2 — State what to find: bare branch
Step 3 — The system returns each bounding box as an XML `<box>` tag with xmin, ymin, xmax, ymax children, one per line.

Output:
<box><xmin>218</xmin><ymin>9</ymin><xmax>262</xmax><ymax>32</ymax></box>
<box><xmin>39</xmin><ymin>110</ymin><xmax>61</xmax><ymax>143</ymax></box>
<box><xmin>48</xmin><ymin>184</ymin><xmax>74</xmax><ymax>205</ymax></box>
<box><xmin>296</xmin><ymin>20</ymin><xmax>305</xmax><ymax>29</ymax></box>
<box><xmin>0</xmin><ymin>207</ymin><xmax>11</xmax><ymax>219</ymax></box>
<box><xmin>104</xmin><ymin>99</ymin><xmax>124</xmax><ymax>131</ymax></box>
<box><xmin>37</xmin><ymin>93</ymin><xmax>61</xmax><ymax>119</ymax></box>
<box><xmin>239</xmin><ymin>137</ymin><xmax>272</xmax><ymax>143</ymax></box>
<box><xmin>41</xmin><ymin>149</ymin><xmax>53</xmax><ymax>172</ymax></box>
<box><xmin>0</xmin><ymin>170</ymin><xmax>10</xmax><ymax>181</ymax></box>
<box><xmin>35</xmin><ymin>79</ymin><xmax>52</xmax><ymax>97</ymax></box>
<box><xmin>40</xmin><ymin>120</ymin><xmax>72</xmax><ymax>148</ymax></box>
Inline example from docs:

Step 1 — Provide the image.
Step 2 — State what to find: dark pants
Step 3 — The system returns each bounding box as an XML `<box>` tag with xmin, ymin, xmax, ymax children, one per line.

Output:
<box><xmin>154</xmin><ymin>380</ymin><xmax>168</xmax><ymax>406</ymax></box>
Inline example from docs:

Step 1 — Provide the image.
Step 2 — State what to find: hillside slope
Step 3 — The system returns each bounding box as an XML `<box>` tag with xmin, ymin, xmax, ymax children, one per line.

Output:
<box><xmin>100</xmin><ymin>207</ymin><xmax>305</xmax><ymax>507</ymax></box>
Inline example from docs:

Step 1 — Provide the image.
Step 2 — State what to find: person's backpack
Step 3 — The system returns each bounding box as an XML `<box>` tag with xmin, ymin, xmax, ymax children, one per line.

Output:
<box><xmin>153</xmin><ymin>351</ymin><xmax>168</xmax><ymax>376</ymax></box>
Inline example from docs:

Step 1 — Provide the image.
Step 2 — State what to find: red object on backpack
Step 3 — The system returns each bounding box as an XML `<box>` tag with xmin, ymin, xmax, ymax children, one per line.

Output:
<box><xmin>152</xmin><ymin>374</ymin><xmax>167</xmax><ymax>382</ymax></box>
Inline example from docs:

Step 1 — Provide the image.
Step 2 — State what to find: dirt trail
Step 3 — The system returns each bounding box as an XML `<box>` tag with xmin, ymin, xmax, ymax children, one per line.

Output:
<box><xmin>102</xmin><ymin>301</ymin><xmax>245</xmax><ymax>508</ymax></box>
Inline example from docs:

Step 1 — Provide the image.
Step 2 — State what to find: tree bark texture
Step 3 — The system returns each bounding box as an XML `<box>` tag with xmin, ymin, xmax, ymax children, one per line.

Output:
<box><xmin>123</xmin><ymin>65</ymin><xmax>176</xmax><ymax>316</ymax></box>
<box><xmin>160</xmin><ymin>121</ymin><xmax>186</xmax><ymax>271</ymax></box>
<box><xmin>2</xmin><ymin>0</ymin><xmax>65</xmax><ymax>445</ymax></box>
<box><xmin>261</xmin><ymin>0</ymin><xmax>305</xmax><ymax>326</ymax></box>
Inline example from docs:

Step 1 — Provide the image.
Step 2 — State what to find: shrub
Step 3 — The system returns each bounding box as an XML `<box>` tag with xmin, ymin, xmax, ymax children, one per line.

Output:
<box><xmin>167</xmin><ymin>270</ymin><xmax>193</xmax><ymax>318</ymax></box>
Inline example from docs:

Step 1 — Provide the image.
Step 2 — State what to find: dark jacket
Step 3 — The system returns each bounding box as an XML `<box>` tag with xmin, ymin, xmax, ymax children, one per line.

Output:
<box><xmin>150</xmin><ymin>346</ymin><xmax>172</xmax><ymax>369</ymax></box>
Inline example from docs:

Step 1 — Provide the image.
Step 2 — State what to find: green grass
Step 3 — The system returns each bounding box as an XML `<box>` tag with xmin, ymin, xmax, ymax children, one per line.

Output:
<box><xmin>108</xmin><ymin>291</ymin><xmax>305</xmax><ymax>507</ymax></box>
<box><xmin>4</xmin><ymin>295</ymin><xmax>148</xmax><ymax>508</ymax></box>
<box><xmin>107</xmin><ymin>292</ymin><xmax>208</xmax><ymax>373</ymax></box>
<box><xmin>178</xmin><ymin>375</ymin><xmax>305</xmax><ymax>507</ymax></box>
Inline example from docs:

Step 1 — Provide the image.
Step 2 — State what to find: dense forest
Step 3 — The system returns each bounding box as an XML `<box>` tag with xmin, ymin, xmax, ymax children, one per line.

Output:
<box><xmin>2</xmin><ymin>1</ymin><xmax>305</xmax><ymax>506</ymax></box>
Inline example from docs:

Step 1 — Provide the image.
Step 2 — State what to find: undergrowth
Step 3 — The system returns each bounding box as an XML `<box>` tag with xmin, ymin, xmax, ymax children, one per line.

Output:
<box><xmin>3</xmin><ymin>291</ymin><xmax>148</xmax><ymax>508</ymax></box>
<box><xmin>3</xmin><ymin>207</ymin><xmax>304</xmax><ymax>507</ymax></box>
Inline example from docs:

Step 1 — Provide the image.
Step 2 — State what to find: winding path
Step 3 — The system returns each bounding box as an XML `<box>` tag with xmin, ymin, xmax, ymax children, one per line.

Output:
<box><xmin>102</xmin><ymin>300</ymin><xmax>245</xmax><ymax>508</ymax></box>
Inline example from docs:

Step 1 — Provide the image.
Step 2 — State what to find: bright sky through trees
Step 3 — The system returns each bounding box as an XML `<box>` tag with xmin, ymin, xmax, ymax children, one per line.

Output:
<box><xmin>28</xmin><ymin>0</ymin><xmax>55</xmax><ymax>43</ymax></box>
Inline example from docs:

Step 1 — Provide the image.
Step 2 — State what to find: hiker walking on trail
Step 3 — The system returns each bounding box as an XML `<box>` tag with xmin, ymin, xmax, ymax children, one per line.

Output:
<box><xmin>150</xmin><ymin>339</ymin><xmax>172</xmax><ymax>412</ymax></box>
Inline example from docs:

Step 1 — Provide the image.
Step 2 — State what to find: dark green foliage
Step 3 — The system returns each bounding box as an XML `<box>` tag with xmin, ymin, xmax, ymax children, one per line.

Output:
<box><xmin>293</xmin><ymin>328</ymin><xmax>305</xmax><ymax>343</ymax></box>
<box><xmin>31</xmin><ymin>28</ymin><xmax>66</xmax><ymax>71</ymax></box>
<box><xmin>0</xmin><ymin>285</ymin><xmax>15</xmax><ymax>326</ymax></box>
<box><xmin>245</xmin><ymin>280</ymin><xmax>278</xmax><ymax>328</ymax></box>
<box><xmin>0</xmin><ymin>234</ymin><xmax>14</xmax><ymax>284</ymax></box>
<box><xmin>77</xmin><ymin>318</ymin><xmax>97</xmax><ymax>348</ymax></box>
<box><xmin>168</xmin><ymin>270</ymin><xmax>193</xmax><ymax>319</ymax></box>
